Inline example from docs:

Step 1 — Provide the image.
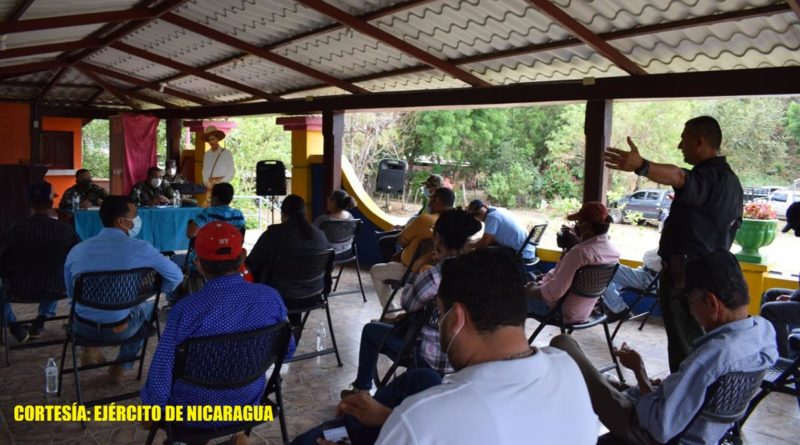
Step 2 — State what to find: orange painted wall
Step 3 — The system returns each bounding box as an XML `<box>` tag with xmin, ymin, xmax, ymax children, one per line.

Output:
<box><xmin>42</xmin><ymin>117</ymin><xmax>83</xmax><ymax>207</ymax></box>
<box><xmin>0</xmin><ymin>103</ymin><xmax>31</xmax><ymax>165</ymax></box>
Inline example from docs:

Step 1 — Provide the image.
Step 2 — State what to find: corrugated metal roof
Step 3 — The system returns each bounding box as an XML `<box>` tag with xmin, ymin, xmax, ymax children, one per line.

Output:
<box><xmin>0</xmin><ymin>0</ymin><xmax>796</xmax><ymax>108</ymax></box>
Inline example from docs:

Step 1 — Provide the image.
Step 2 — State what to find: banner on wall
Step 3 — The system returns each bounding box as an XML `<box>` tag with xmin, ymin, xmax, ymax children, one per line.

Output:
<box><xmin>121</xmin><ymin>114</ymin><xmax>159</xmax><ymax>193</ymax></box>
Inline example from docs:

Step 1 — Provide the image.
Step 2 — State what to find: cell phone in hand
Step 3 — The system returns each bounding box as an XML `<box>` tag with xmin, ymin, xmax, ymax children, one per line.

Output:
<box><xmin>323</xmin><ymin>426</ymin><xmax>351</xmax><ymax>444</ymax></box>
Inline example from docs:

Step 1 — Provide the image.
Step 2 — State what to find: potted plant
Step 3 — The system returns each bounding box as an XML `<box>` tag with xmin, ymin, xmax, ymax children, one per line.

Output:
<box><xmin>734</xmin><ymin>202</ymin><xmax>778</xmax><ymax>264</ymax></box>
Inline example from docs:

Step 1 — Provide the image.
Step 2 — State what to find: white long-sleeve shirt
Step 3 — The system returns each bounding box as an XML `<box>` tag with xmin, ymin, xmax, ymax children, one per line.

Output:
<box><xmin>202</xmin><ymin>148</ymin><xmax>235</xmax><ymax>183</ymax></box>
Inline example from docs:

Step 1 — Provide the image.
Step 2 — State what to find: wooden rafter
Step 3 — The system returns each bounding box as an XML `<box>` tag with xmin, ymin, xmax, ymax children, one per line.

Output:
<box><xmin>0</xmin><ymin>60</ymin><xmax>65</xmax><ymax>77</ymax></box>
<box><xmin>4</xmin><ymin>0</ymin><xmax>36</xmax><ymax>22</ymax></box>
<box><xmin>161</xmin><ymin>13</ymin><xmax>369</xmax><ymax>94</ymax></box>
<box><xmin>78</xmin><ymin>62</ymin><xmax>212</xmax><ymax>106</ymax></box>
<box><xmin>110</xmin><ymin>42</ymin><xmax>281</xmax><ymax>101</ymax></box>
<box><xmin>788</xmin><ymin>0</ymin><xmax>800</xmax><ymax>20</ymax></box>
<box><xmin>75</xmin><ymin>65</ymin><xmax>138</xmax><ymax>109</ymax></box>
<box><xmin>128</xmin><ymin>0</ymin><xmax>433</xmax><ymax>95</ymax></box>
<box><xmin>0</xmin><ymin>8</ymin><xmax>153</xmax><ymax>34</ymax></box>
<box><xmin>526</xmin><ymin>0</ymin><xmax>647</xmax><ymax>75</ymax></box>
<box><xmin>0</xmin><ymin>39</ymin><xmax>103</xmax><ymax>60</ymax></box>
<box><xmin>281</xmin><ymin>3</ymin><xmax>787</xmax><ymax>97</ymax></box>
<box><xmin>295</xmin><ymin>0</ymin><xmax>491</xmax><ymax>87</ymax></box>
<box><xmin>126</xmin><ymin>90</ymin><xmax>175</xmax><ymax>109</ymax></box>
<box><xmin>34</xmin><ymin>67</ymin><xmax>66</xmax><ymax>101</ymax></box>
<box><xmin>82</xmin><ymin>88</ymin><xmax>105</xmax><ymax>107</ymax></box>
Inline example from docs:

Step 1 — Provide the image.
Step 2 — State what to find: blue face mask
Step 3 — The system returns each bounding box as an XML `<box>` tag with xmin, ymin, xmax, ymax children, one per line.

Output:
<box><xmin>125</xmin><ymin>216</ymin><xmax>142</xmax><ymax>238</ymax></box>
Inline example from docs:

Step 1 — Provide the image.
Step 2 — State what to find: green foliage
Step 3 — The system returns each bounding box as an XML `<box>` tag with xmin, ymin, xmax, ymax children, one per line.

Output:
<box><xmin>784</xmin><ymin>101</ymin><xmax>800</xmax><ymax>145</ymax></box>
<box><xmin>81</xmin><ymin>120</ymin><xmax>110</xmax><ymax>178</ymax></box>
<box><xmin>485</xmin><ymin>162</ymin><xmax>534</xmax><ymax>207</ymax></box>
<box><xmin>225</xmin><ymin>116</ymin><xmax>292</xmax><ymax>195</ymax></box>
<box><xmin>548</xmin><ymin>196</ymin><xmax>582</xmax><ymax>218</ymax></box>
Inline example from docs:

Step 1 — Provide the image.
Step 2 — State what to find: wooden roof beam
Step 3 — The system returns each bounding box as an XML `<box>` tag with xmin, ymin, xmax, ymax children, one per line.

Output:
<box><xmin>0</xmin><ymin>8</ymin><xmax>154</xmax><ymax>34</ymax></box>
<box><xmin>35</xmin><ymin>66</ymin><xmax>67</xmax><ymax>100</ymax></box>
<box><xmin>4</xmin><ymin>0</ymin><xmax>36</xmax><ymax>22</ymax></box>
<box><xmin>0</xmin><ymin>38</ymin><xmax>103</xmax><ymax>60</ymax></box>
<box><xmin>78</xmin><ymin>62</ymin><xmax>212</xmax><ymax>106</ymax></box>
<box><xmin>75</xmin><ymin>65</ymin><xmax>138</xmax><ymax>109</ymax></box>
<box><xmin>110</xmin><ymin>42</ymin><xmax>281</xmax><ymax>101</ymax></box>
<box><xmin>161</xmin><ymin>13</ymin><xmax>369</xmax><ymax>94</ymax></box>
<box><xmin>295</xmin><ymin>0</ymin><xmax>491</xmax><ymax>87</ymax></box>
<box><xmin>0</xmin><ymin>59</ymin><xmax>65</xmax><ymax>78</ymax></box>
<box><xmin>526</xmin><ymin>0</ymin><xmax>647</xmax><ymax>76</ymax></box>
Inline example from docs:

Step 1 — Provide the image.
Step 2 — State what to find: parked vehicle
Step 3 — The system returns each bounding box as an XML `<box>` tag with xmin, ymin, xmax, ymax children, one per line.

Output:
<box><xmin>608</xmin><ymin>189</ymin><xmax>672</xmax><ymax>225</ymax></box>
<box><xmin>743</xmin><ymin>185</ymin><xmax>783</xmax><ymax>203</ymax></box>
<box><xmin>767</xmin><ymin>181</ymin><xmax>800</xmax><ymax>220</ymax></box>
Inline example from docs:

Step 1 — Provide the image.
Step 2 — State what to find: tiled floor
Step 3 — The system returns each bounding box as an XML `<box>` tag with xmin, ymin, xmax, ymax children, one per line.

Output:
<box><xmin>1</xmin><ymin>266</ymin><xmax>798</xmax><ymax>444</ymax></box>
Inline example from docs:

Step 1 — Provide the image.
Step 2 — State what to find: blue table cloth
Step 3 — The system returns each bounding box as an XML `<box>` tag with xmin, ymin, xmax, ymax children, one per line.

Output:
<box><xmin>73</xmin><ymin>207</ymin><xmax>203</xmax><ymax>251</ymax></box>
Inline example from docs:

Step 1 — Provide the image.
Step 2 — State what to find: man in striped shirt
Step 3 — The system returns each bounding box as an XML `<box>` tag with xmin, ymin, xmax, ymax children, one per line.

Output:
<box><xmin>552</xmin><ymin>249</ymin><xmax>777</xmax><ymax>444</ymax></box>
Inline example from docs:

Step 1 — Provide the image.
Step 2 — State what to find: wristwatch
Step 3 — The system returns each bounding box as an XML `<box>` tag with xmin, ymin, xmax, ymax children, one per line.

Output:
<box><xmin>635</xmin><ymin>159</ymin><xmax>650</xmax><ymax>177</ymax></box>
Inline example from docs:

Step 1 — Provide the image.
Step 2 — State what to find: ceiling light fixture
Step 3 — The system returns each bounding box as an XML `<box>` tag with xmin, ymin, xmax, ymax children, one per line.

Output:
<box><xmin>158</xmin><ymin>82</ymin><xmax>167</xmax><ymax>93</ymax></box>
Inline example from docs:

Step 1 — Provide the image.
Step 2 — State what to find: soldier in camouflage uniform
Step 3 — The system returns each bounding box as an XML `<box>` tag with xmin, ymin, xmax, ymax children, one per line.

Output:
<box><xmin>163</xmin><ymin>159</ymin><xmax>186</xmax><ymax>185</ymax></box>
<box><xmin>59</xmin><ymin>169</ymin><xmax>108</xmax><ymax>210</ymax></box>
<box><xmin>130</xmin><ymin>167</ymin><xmax>175</xmax><ymax>206</ymax></box>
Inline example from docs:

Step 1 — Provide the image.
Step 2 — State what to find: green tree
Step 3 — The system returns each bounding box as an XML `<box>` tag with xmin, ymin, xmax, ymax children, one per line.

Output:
<box><xmin>225</xmin><ymin>115</ymin><xmax>292</xmax><ymax>195</ymax></box>
<box><xmin>82</xmin><ymin>119</ymin><xmax>110</xmax><ymax>178</ymax></box>
<box><xmin>785</xmin><ymin>101</ymin><xmax>800</xmax><ymax>145</ymax></box>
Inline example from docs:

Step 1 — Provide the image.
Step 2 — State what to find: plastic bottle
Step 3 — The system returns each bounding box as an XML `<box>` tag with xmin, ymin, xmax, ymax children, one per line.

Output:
<box><xmin>316</xmin><ymin>322</ymin><xmax>327</xmax><ymax>352</ymax></box>
<box><xmin>45</xmin><ymin>357</ymin><xmax>58</xmax><ymax>395</ymax></box>
<box><xmin>71</xmin><ymin>194</ymin><xmax>80</xmax><ymax>212</ymax></box>
<box><xmin>173</xmin><ymin>190</ymin><xmax>181</xmax><ymax>208</ymax></box>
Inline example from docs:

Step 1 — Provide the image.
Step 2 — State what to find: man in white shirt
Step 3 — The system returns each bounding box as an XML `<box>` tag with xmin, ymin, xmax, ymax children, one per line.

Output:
<box><xmin>299</xmin><ymin>249</ymin><xmax>597</xmax><ymax>445</ymax></box>
<box><xmin>201</xmin><ymin>126</ymin><xmax>235</xmax><ymax>191</ymax></box>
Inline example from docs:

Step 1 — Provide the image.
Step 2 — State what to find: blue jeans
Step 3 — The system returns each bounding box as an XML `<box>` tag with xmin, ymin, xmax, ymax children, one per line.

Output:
<box><xmin>72</xmin><ymin>300</ymin><xmax>155</xmax><ymax>370</ymax></box>
<box><xmin>354</xmin><ymin>322</ymin><xmax>406</xmax><ymax>390</ymax></box>
<box><xmin>4</xmin><ymin>301</ymin><xmax>58</xmax><ymax>323</ymax></box>
<box><xmin>527</xmin><ymin>296</ymin><xmax>552</xmax><ymax>317</ymax></box>
<box><xmin>602</xmin><ymin>265</ymin><xmax>658</xmax><ymax>314</ymax></box>
<box><xmin>291</xmin><ymin>368</ymin><xmax>442</xmax><ymax>445</ymax></box>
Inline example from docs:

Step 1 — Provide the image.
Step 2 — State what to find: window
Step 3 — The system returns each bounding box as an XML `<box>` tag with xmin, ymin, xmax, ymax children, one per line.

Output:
<box><xmin>34</xmin><ymin>131</ymin><xmax>74</xmax><ymax>169</ymax></box>
<box><xmin>646</xmin><ymin>192</ymin><xmax>661</xmax><ymax>201</ymax></box>
<box><xmin>771</xmin><ymin>193</ymin><xmax>788</xmax><ymax>203</ymax></box>
<box><xmin>630</xmin><ymin>191</ymin><xmax>646</xmax><ymax>200</ymax></box>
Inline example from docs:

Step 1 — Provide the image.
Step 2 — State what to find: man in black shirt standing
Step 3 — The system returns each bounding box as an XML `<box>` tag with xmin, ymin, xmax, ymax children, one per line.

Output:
<box><xmin>604</xmin><ymin>116</ymin><xmax>743</xmax><ymax>371</ymax></box>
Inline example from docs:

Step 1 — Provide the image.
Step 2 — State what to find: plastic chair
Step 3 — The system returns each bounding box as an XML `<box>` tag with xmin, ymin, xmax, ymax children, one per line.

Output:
<box><xmin>144</xmin><ymin>322</ymin><xmax>293</xmax><ymax>445</ymax></box>
<box><xmin>1</xmin><ymin>237</ymin><xmax>73</xmax><ymax>365</ymax></box>
<box><xmin>58</xmin><ymin>268</ymin><xmax>162</xmax><ymax>413</ymax></box>
<box><xmin>319</xmin><ymin>219</ymin><xmax>367</xmax><ymax>302</ymax></box>
<box><xmin>266</xmin><ymin>248</ymin><xmax>342</xmax><ymax>366</ymax></box>
<box><xmin>379</xmin><ymin>238</ymin><xmax>436</xmax><ymax>322</ymax></box>
<box><xmin>374</xmin><ymin>301</ymin><xmax>438</xmax><ymax>388</ymax></box>
<box><xmin>527</xmin><ymin>263</ymin><xmax>624</xmax><ymax>382</ymax></box>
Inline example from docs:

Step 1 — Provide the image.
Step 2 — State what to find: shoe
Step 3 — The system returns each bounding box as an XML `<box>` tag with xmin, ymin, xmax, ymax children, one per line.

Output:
<box><xmin>340</xmin><ymin>385</ymin><xmax>370</xmax><ymax>400</ymax></box>
<box><xmin>29</xmin><ymin>316</ymin><xmax>46</xmax><ymax>338</ymax></box>
<box><xmin>108</xmin><ymin>365</ymin><xmax>130</xmax><ymax>384</ymax></box>
<box><xmin>80</xmin><ymin>347</ymin><xmax>105</xmax><ymax>367</ymax></box>
<box><xmin>605</xmin><ymin>307</ymin><xmax>631</xmax><ymax>323</ymax></box>
<box><xmin>8</xmin><ymin>324</ymin><xmax>30</xmax><ymax>343</ymax></box>
<box><xmin>230</xmin><ymin>433</ymin><xmax>249</xmax><ymax>445</ymax></box>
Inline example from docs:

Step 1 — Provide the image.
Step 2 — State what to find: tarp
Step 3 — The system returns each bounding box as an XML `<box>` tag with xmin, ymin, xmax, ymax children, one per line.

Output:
<box><xmin>122</xmin><ymin>114</ymin><xmax>159</xmax><ymax>193</ymax></box>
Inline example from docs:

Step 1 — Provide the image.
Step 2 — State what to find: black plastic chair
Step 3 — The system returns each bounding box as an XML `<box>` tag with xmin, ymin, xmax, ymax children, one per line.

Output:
<box><xmin>610</xmin><ymin>270</ymin><xmax>661</xmax><ymax>340</ymax></box>
<box><xmin>319</xmin><ymin>219</ymin><xmax>367</xmax><ymax>302</ymax></box>
<box><xmin>738</xmin><ymin>332</ymin><xmax>800</xmax><ymax>428</ymax></box>
<box><xmin>58</xmin><ymin>268</ymin><xmax>162</xmax><ymax>412</ymax></box>
<box><xmin>517</xmin><ymin>223</ymin><xmax>547</xmax><ymax>267</ymax></box>
<box><xmin>379</xmin><ymin>238</ymin><xmax>436</xmax><ymax>322</ymax></box>
<box><xmin>1</xmin><ymin>238</ymin><xmax>73</xmax><ymax>365</ymax></box>
<box><xmin>527</xmin><ymin>263</ymin><xmax>624</xmax><ymax>382</ymax></box>
<box><xmin>374</xmin><ymin>301</ymin><xmax>438</xmax><ymax>388</ymax></box>
<box><xmin>144</xmin><ymin>322</ymin><xmax>293</xmax><ymax>445</ymax></box>
<box><xmin>266</xmin><ymin>248</ymin><xmax>342</xmax><ymax>366</ymax></box>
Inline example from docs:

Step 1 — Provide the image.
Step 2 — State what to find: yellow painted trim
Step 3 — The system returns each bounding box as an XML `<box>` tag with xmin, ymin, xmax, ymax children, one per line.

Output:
<box><xmin>341</xmin><ymin>157</ymin><xmax>405</xmax><ymax>230</ymax></box>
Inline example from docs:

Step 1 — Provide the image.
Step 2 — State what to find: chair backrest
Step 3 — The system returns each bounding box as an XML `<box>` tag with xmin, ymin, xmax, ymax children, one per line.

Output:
<box><xmin>517</xmin><ymin>223</ymin><xmax>548</xmax><ymax>257</ymax></box>
<box><xmin>268</xmin><ymin>249</ymin><xmax>335</xmax><ymax>299</ymax></box>
<box><xmin>567</xmin><ymin>263</ymin><xmax>620</xmax><ymax>298</ymax></box>
<box><xmin>319</xmin><ymin>219</ymin><xmax>361</xmax><ymax>245</ymax></box>
<box><xmin>174</xmin><ymin>322</ymin><xmax>292</xmax><ymax>390</ymax></box>
<box><xmin>413</xmin><ymin>237</ymin><xmax>436</xmax><ymax>262</ymax></box>
<box><xmin>73</xmin><ymin>268</ymin><xmax>162</xmax><ymax>310</ymax></box>
<box><xmin>3</xmin><ymin>239</ymin><xmax>73</xmax><ymax>301</ymax></box>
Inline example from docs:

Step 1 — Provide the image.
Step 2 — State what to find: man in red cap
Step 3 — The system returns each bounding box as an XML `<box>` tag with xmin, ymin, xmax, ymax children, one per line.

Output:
<box><xmin>525</xmin><ymin>202</ymin><xmax>620</xmax><ymax>324</ymax></box>
<box><xmin>142</xmin><ymin>222</ymin><xmax>295</xmax><ymax>434</ymax></box>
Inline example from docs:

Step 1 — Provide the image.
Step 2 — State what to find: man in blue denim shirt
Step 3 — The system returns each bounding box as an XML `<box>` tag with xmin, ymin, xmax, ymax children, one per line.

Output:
<box><xmin>552</xmin><ymin>249</ymin><xmax>777</xmax><ymax>444</ymax></box>
<box><xmin>64</xmin><ymin>196</ymin><xmax>182</xmax><ymax>382</ymax></box>
<box><xmin>141</xmin><ymin>222</ymin><xmax>295</xmax><ymax>436</ymax></box>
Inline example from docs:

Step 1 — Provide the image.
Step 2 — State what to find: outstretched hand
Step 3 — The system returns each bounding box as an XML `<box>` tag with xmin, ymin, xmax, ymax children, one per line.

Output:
<box><xmin>604</xmin><ymin>137</ymin><xmax>644</xmax><ymax>172</ymax></box>
<box><xmin>337</xmin><ymin>393</ymin><xmax>392</xmax><ymax>428</ymax></box>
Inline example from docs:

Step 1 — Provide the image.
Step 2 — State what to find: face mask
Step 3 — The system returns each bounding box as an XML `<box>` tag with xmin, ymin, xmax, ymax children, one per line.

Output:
<box><xmin>125</xmin><ymin>216</ymin><xmax>142</xmax><ymax>238</ymax></box>
<box><xmin>167</xmin><ymin>168</ymin><xmax>177</xmax><ymax>176</ymax></box>
<box><xmin>150</xmin><ymin>178</ymin><xmax>162</xmax><ymax>188</ymax></box>
<box><xmin>438</xmin><ymin>305</ymin><xmax>463</xmax><ymax>360</ymax></box>
<box><xmin>421</xmin><ymin>186</ymin><xmax>431</xmax><ymax>198</ymax></box>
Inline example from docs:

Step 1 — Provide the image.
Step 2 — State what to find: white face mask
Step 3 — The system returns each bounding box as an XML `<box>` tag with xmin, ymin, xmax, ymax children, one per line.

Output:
<box><xmin>167</xmin><ymin>168</ymin><xmax>177</xmax><ymax>176</ymax></box>
<box><xmin>150</xmin><ymin>178</ymin><xmax>162</xmax><ymax>188</ymax></box>
<box><xmin>124</xmin><ymin>216</ymin><xmax>142</xmax><ymax>237</ymax></box>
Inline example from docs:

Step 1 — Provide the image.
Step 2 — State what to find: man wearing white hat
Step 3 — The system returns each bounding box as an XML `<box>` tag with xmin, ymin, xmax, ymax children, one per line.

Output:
<box><xmin>201</xmin><ymin>126</ymin><xmax>235</xmax><ymax>193</ymax></box>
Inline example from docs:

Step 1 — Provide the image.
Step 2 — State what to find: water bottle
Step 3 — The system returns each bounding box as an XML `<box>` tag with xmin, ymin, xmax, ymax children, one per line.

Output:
<box><xmin>71</xmin><ymin>194</ymin><xmax>80</xmax><ymax>212</ymax></box>
<box><xmin>173</xmin><ymin>190</ymin><xmax>181</xmax><ymax>208</ymax></box>
<box><xmin>316</xmin><ymin>322</ymin><xmax>327</xmax><ymax>352</ymax></box>
<box><xmin>45</xmin><ymin>357</ymin><xmax>58</xmax><ymax>395</ymax></box>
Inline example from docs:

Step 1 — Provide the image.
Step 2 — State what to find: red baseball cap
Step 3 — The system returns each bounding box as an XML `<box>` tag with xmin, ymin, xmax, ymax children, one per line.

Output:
<box><xmin>195</xmin><ymin>222</ymin><xmax>243</xmax><ymax>261</ymax></box>
<box><xmin>567</xmin><ymin>202</ymin><xmax>609</xmax><ymax>224</ymax></box>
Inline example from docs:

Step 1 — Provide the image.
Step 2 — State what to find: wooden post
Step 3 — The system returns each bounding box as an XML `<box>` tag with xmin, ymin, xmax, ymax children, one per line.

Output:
<box><xmin>322</xmin><ymin>110</ymin><xmax>344</xmax><ymax>199</ymax></box>
<box><xmin>30</xmin><ymin>102</ymin><xmax>42</xmax><ymax>163</ymax></box>
<box><xmin>165</xmin><ymin>118</ymin><xmax>182</xmax><ymax>164</ymax></box>
<box><xmin>583</xmin><ymin>100</ymin><xmax>613</xmax><ymax>204</ymax></box>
